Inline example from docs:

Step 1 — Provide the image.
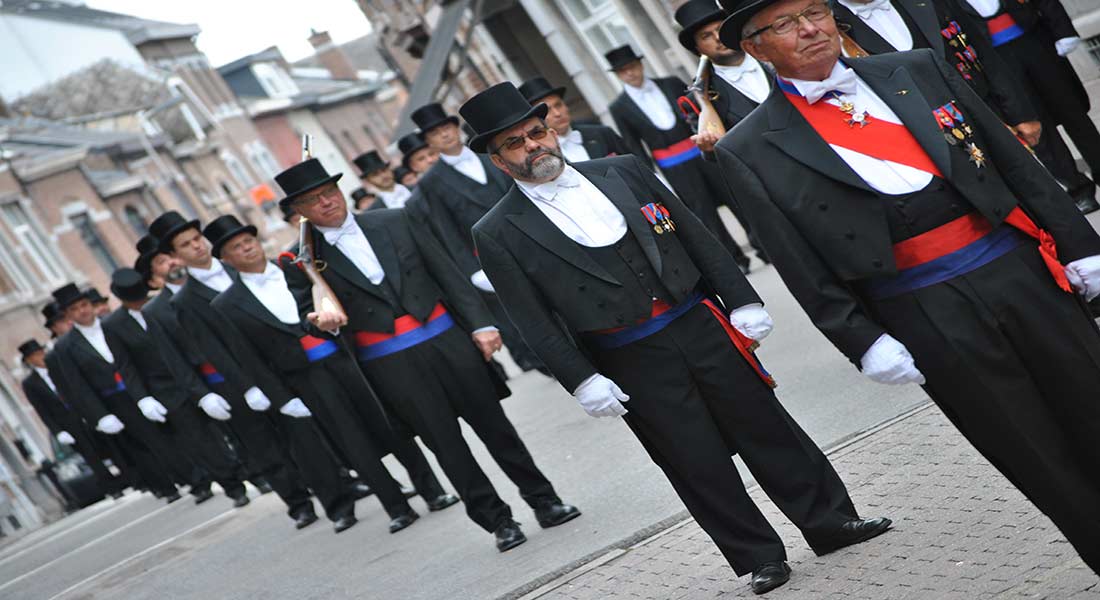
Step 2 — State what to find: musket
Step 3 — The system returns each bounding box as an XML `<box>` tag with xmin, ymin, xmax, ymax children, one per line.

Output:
<box><xmin>293</xmin><ymin>134</ymin><xmax>348</xmax><ymax>322</ymax></box>
<box><xmin>687</xmin><ymin>55</ymin><xmax>726</xmax><ymax>138</ymax></box>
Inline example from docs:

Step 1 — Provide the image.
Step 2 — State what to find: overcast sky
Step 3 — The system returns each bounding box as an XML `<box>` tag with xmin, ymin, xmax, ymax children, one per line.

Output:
<box><xmin>86</xmin><ymin>0</ymin><xmax>374</xmax><ymax>66</ymax></box>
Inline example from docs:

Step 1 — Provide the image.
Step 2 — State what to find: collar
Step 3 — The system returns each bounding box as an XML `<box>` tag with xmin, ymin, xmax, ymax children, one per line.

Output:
<box><xmin>315</xmin><ymin>211</ymin><xmax>360</xmax><ymax>245</ymax></box>
<box><xmin>839</xmin><ymin>0</ymin><xmax>895</xmax><ymax>18</ymax></box>
<box><xmin>188</xmin><ymin>259</ymin><xmax>227</xmax><ymax>280</ymax></box>
<box><xmin>440</xmin><ymin>146</ymin><xmax>479</xmax><ymax>166</ymax></box>
<box><xmin>713</xmin><ymin>55</ymin><xmax>762</xmax><ymax>82</ymax></box>
<box><xmin>239</xmin><ymin>262</ymin><xmax>285</xmax><ymax>285</ymax></box>
<box><xmin>780</xmin><ymin>61</ymin><xmax>858</xmax><ymax>103</ymax></box>
<box><xmin>560</xmin><ymin>128</ymin><xmax>583</xmax><ymax>145</ymax></box>
<box><xmin>625</xmin><ymin>78</ymin><xmax>660</xmax><ymax>96</ymax></box>
<box><xmin>515</xmin><ymin>165</ymin><xmax>582</xmax><ymax>203</ymax></box>
<box><xmin>73</xmin><ymin>318</ymin><xmax>103</xmax><ymax>337</ymax></box>
<box><xmin>164</xmin><ymin>282</ymin><xmax>182</xmax><ymax>294</ymax></box>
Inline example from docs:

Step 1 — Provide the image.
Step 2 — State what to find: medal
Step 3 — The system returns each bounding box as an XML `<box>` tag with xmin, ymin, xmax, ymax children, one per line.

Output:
<box><xmin>831</xmin><ymin>92</ymin><xmax>871</xmax><ymax>129</ymax></box>
<box><xmin>967</xmin><ymin>143</ymin><xmax>986</xmax><ymax>168</ymax></box>
<box><xmin>952</xmin><ymin>128</ymin><xmax>965</xmax><ymax>140</ymax></box>
<box><xmin>944</xmin><ymin>133</ymin><xmax>959</xmax><ymax>146</ymax></box>
<box><xmin>640</xmin><ymin>203</ymin><xmax>675</xmax><ymax>235</ymax></box>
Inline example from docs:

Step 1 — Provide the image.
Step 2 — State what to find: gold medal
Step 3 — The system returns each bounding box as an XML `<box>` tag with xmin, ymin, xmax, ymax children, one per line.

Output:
<box><xmin>653</xmin><ymin>224</ymin><xmax>664</xmax><ymax>235</ymax></box>
<box><xmin>967</xmin><ymin>143</ymin><xmax>986</xmax><ymax>168</ymax></box>
<box><xmin>952</xmin><ymin>128</ymin><xmax>965</xmax><ymax>140</ymax></box>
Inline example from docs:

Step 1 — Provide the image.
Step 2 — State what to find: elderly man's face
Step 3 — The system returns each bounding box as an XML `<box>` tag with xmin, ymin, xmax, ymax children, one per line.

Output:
<box><xmin>293</xmin><ymin>182</ymin><xmax>348</xmax><ymax>228</ymax></box>
<box><xmin>488</xmin><ymin>118</ymin><xmax>566</xmax><ymax>184</ymax></box>
<box><xmin>741</xmin><ymin>0</ymin><xmax>840</xmax><ymax>81</ymax></box>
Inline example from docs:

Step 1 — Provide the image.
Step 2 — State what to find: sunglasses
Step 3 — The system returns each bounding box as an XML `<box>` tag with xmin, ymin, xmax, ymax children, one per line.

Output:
<box><xmin>492</xmin><ymin>125</ymin><xmax>551</xmax><ymax>153</ymax></box>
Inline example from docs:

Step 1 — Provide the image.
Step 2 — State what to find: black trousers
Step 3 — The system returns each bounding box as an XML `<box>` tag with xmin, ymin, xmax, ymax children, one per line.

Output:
<box><xmin>590</xmin><ymin>303</ymin><xmax>858</xmax><ymax>575</ymax></box>
<box><xmin>163</xmin><ymin>404</ymin><xmax>246</xmax><ymax>499</ymax></box>
<box><xmin>102</xmin><ymin>393</ymin><xmax>190</xmax><ymax>496</ymax></box>
<box><xmin>67</xmin><ymin>424</ymin><xmax>125</xmax><ymax>495</ymax></box>
<box><xmin>664</xmin><ymin>157</ymin><xmax>752</xmax><ymax>267</ymax></box>
<box><xmin>867</xmin><ymin>243</ymin><xmax>1100</xmax><ymax>574</ymax></box>
<box><xmin>482</xmin><ymin>291</ymin><xmax>544</xmax><ymax>373</ymax></box>
<box><xmin>360</xmin><ymin>325</ymin><xmax>561</xmax><ymax>533</ymax></box>
<box><xmin>273</xmin><ymin>413</ymin><xmax>355</xmax><ymax>522</ymax></box>
<box><xmin>223</xmin><ymin>406</ymin><xmax>319</xmax><ymax>519</ymax></box>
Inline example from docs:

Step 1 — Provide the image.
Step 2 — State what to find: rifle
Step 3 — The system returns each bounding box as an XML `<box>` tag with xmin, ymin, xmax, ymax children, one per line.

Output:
<box><xmin>686</xmin><ymin>55</ymin><xmax>726</xmax><ymax>139</ymax></box>
<box><xmin>294</xmin><ymin>135</ymin><xmax>348</xmax><ymax>323</ymax></box>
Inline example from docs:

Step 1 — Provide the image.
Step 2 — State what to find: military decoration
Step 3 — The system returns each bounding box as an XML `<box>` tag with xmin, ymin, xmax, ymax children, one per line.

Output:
<box><xmin>641</xmin><ymin>203</ymin><xmax>676</xmax><ymax>234</ymax></box>
<box><xmin>830</xmin><ymin>92</ymin><xmax>871</xmax><ymax>128</ymax></box>
<box><xmin>934</xmin><ymin>101</ymin><xmax>984</xmax><ymax>169</ymax></box>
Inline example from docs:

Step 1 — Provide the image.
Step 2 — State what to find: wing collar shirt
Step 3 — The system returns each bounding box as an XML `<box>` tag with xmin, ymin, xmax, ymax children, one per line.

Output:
<box><xmin>164</xmin><ymin>282</ymin><xmax>182</xmax><ymax>295</ymax></box>
<box><xmin>240</xmin><ymin>263</ymin><xmax>301</xmax><ymax>325</ymax></box>
<box><xmin>377</xmin><ymin>184</ymin><xmax>413</xmax><ymax>209</ymax></box>
<box><xmin>74</xmin><ymin>319</ymin><xmax>114</xmax><ymax>364</ymax></box>
<box><xmin>189</xmin><ymin>259</ymin><xmax>234</xmax><ymax>293</ymax></box>
<box><xmin>624</xmin><ymin>79</ymin><xmax>677</xmax><ymax>131</ymax></box>
<box><xmin>516</xmin><ymin>165</ymin><xmax>628</xmax><ymax>247</ymax></box>
<box><xmin>963</xmin><ymin>0</ymin><xmax>999</xmax><ymax>17</ymax></box>
<box><xmin>314</xmin><ymin>212</ymin><xmax>386</xmax><ymax>285</ymax></box>
<box><xmin>439</xmin><ymin>146</ymin><xmax>488</xmax><ymax>185</ymax></box>
<box><xmin>786</xmin><ymin>62</ymin><xmax>933</xmax><ymax>194</ymax></box>
<box><xmin>128</xmin><ymin>309</ymin><xmax>148</xmax><ymax>331</ymax></box>
<box><xmin>33</xmin><ymin>367</ymin><xmax>57</xmax><ymax>393</ymax></box>
<box><xmin>838</xmin><ymin>0</ymin><xmax>913</xmax><ymax>51</ymax></box>
<box><xmin>559</xmin><ymin>129</ymin><xmax>592</xmax><ymax>163</ymax></box>
<box><xmin>712</xmin><ymin>55</ymin><xmax>772</xmax><ymax>105</ymax></box>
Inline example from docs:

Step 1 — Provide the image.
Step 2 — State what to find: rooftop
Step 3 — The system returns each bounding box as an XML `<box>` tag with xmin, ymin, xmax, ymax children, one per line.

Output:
<box><xmin>0</xmin><ymin>0</ymin><xmax>200</xmax><ymax>44</ymax></box>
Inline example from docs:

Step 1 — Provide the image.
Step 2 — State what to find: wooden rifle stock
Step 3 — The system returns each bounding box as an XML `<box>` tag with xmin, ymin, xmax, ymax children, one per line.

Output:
<box><xmin>298</xmin><ymin>217</ymin><xmax>348</xmax><ymax>320</ymax></box>
<box><xmin>690</xmin><ymin>56</ymin><xmax>726</xmax><ymax>138</ymax></box>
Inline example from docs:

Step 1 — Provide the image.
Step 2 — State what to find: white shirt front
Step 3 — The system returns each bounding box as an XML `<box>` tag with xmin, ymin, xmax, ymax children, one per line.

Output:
<box><xmin>240</xmin><ymin>263</ymin><xmax>301</xmax><ymax>325</ymax></box>
<box><xmin>376</xmin><ymin>184</ymin><xmax>413</xmax><ymax>209</ymax></box>
<box><xmin>33</xmin><ymin>366</ymin><xmax>57</xmax><ymax>394</ymax></box>
<box><xmin>559</xmin><ymin>129</ymin><xmax>591</xmax><ymax>163</ymax></box>
<box><xmin>963</xmin><ymin>0</ymin><xmax>1000</xmax><ymax>18</ymax></box>
<box><xmin>624</xmin><ymin>79</ymin><xmax>677</xmax><ymax>131</ymax></box>
<box><xmin>439</xmin><ymin>146</ymin><xmax>488</xmax><ymax>185</ymax></box>
<box><xmin>516</xmin><ymin>166</ymin><xmax>628</xmax><ymax>248</ymax></box>
<box><xmin>164</xmin><ymin>282</ymin><xmax>182</xmax><ymax>295</ymax></box>
<box><xmin>128</xmin><ymin>309</ymin><xmax>148</xmax><ymax>331</ymax></box>
<box><xmin>839</xmin><ymin>0</ymin><xmax>914</xmax><ymax>51</ymax></box>
<box><xmin>189</xmin><ymin>260</ymin><xmax>234</xmax><ymax>293</ymax></box>
<box><xmin>74</xmin><ymin>319</ymin><xmax>114</xmax><ymax>364</ymax></box>
<box><xmin>787</xmin><ymin>62</ymin><xmax>933</xmax><ymax>195</ymax></box>
<box><xmin>713</xmin><ymin>55</ymin><xmax>772</xmax><ymax>105</ymax></box>
<box><xmin>315</xmin><ymin>212</ymin><xmax>386</xmax><ymax>285</ymax></box>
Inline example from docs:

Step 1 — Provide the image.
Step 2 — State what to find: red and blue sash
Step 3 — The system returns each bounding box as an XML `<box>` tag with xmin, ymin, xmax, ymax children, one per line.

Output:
<box><xmin>101</xmin><ymin>371</ymin><xmax>126</xmax><ymax>396</ymax></box>
<box><xmin>299</xmin><ymin>335</ymin><xmax>339</xmax><ymax>362</ymax></box>
<box><xmin>354</xmin><ymin>303</ymin><xmax>454</xmax><ymax>362</ymax></box>
<box><xmin>199</xmin><ymin>362</ymin><xmax>225</xmax><ymax>385</ymax></box>
<box><xmin>986</xmin><ymin>13</ymin><xmax>1025</xmax><ymax>47</ymax></box>
<box><xmin>652</xmin><ymin>138</ymin><xmax>702</xmax><ymax>168</ymax></box>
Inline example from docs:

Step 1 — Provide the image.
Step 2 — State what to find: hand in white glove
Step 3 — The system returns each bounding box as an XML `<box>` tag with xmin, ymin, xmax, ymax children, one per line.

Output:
<box><xmin>243</xmin><ymin>386</ymin><xmax>272</xmax><ymax>412</ymax></box>
<box><xmin>96</xmin><ymin>414</ymin><xmax>125</xmax><ymax>434</ymax></box>
<box><xmin>137</xmin><ymin>397</ymin><xmax>168</xmax><ymax>423</ymax></box>
<box><xmin>860</xmin><ymin>334</ymin><xmax>926</xmax><ymax>385</ymax></box>
<box><xmin>729</xmin><ymin>303</ymin><xmax>774</xmax><ymax>342</ymax></box>
<box><xmin>56</xmin><ymin>431</ymin><xmax>75</xmax><ymax>445</ymax></box>
<box><xmin>279</xmin><ymin>398</ymin><xmax>312</xmax><ymax>418</ymax></box>
<box><xmin>470</xmin><ymin>270</ymin><xmax>496</xmax><ymax>293</ymax></box>
<box><xmin>1064</xmin><ymin>255</ymin><xmax>1100</xmax><ymax>301</ymax></box>
<box><xmin>1055</xmin><ymin>36</ymin><xmax>1081</xmax><ymax>57</ymax></box>
<box><xmin>573</xmin><ymin>374</ymin><xmax>630</xmax><ymax>418</ymax></box>
<box><xmin>198</xmin><ymin>393</ymin><xmax>232</xmax><ymax>421</ymax></box>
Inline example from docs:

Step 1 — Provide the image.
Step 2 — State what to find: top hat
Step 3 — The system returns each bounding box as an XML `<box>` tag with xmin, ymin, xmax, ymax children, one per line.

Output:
<box><xmin>134</xmin><ymin>234</ymin><xmax>160</xmax><ymax>278</ymax></box>
<box><xmin>149</xmin><ymin>211</ymin><xmax>201</xmax><ymax>253</ymax></box>
<box><xmin>460</xmin><ymin>82</ymin><xmax>549</xmax><ymax>154</ymax></box>
<box><xmin>279</xmin><ymin>200</ymin><xmax>297</xmax><ymax>222</ymax></box>
<box><xmin>350</xmin><ymin>188</ymin><xmax>370</xmax><ymax>202</ymax></box>
<box><xmin>519</xmin><ymin>77</ymin><xmax>567</xmax><ymax>105</ymax></box>
<box><xmin>717</xmin><ymin>0</ymin><xmax>780</xmax><ymax>47</ymax></box>
<box><xmin>51</xmin><ymin>283</ymin><xmax>86</xmax><ymax>310</ymax></box>
<box><xmin>411</xmin><ymin>103</ymin><xmax>460</xmax><ymax>134</ymax></box>
<box><xmin>393</xmin><ymin>165</ymin><xmax>414</xmax><ymax>183</ymax></box>
<box><xmin>84</xmin><ymin>287</ymin><xmax>108</xmax><ymax>305</ymax></box>
<box><xmin>42</xmin><ymin>302</ymin><xmax>63</xmax><ymax>326</ymax></box>
<box><xmin>397</xmin><ymin>132</ymin><xmax>429</xmax><ymax>168</ymax></box>
<box><xmin>18</xmin><ymin>339</ymin><xmax>44</xmax><ymax>359</ymax></box>
<box><xmin>353</xmin><ymin>151</ymin><xmax>389</xmax><ymax>178</ymax></box>
<box><xmin>275</xmin><ymin>158</ymin><xmax>343</xmax><ymax>211</ymax></box>
<box><xmin>675</xmin><ymin>0</ymin><xmax>729</xmax><ymax>53</ymax></box>
<box><xmin>110</xmin><ymin>268</ymin><xmax>150</xmax><ymax>303</ymax></box>
<box><xmin>604</xmin><ymin>45</ymin><xmax>645</xmax><ymax>71</ymax></box>
<box><xmin>202</xmin><ymin>215</ymin><xmax>258</xmax><ymax>259</ymax></box>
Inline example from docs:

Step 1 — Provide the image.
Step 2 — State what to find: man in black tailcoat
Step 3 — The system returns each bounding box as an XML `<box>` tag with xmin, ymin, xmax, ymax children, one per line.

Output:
<box><xmin>518</xmin><ymin>76</ymin><xmax>631</xmax><ymax>163</ymax></box>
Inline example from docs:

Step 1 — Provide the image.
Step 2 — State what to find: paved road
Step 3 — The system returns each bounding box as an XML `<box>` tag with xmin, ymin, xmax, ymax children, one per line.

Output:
<box><xmin>0</xmin><ymin>259</ymin><xmax>933</xmax><ymax>600</ymax></box>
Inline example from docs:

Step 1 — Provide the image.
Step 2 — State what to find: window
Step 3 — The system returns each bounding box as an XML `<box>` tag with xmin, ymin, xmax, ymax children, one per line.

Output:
<box><xmin>245</xmin><ymin>141</ymin><xmax>281</xmax><ymax>179</ymax></box>
<box><xmin>557</xmin><ymin>0</ymin><xmax>634</xmax><ymax>55</ymax></box>
<box><xmin>252</xmin><ymin>62</ymin><xmax>300</xmax><ymax>98</ymax></box>
<box><xmin>221</xmin><ymin>151</ymin><xmax>253</xmax><ymax>188</ymax></box>
<box><xmin>0</xmin><ymin>202</ymin><xmax>66</xmax><ymax>286</ymax></box>
<box><xmin>70</xmin><ymin>212</ymin><xmax>118</xmax><ymax>274</ymax></box>
<box><xmin>168</xmin><ymin>181</ymin><xmax>200</xmax><ymax>218</ymax></box>
<box><xmin>1087</xmin><ymin>35</ymin><xmax>1100</xmax><ymax>68</ymax></box>
<box><xmin>124</xmin><ymin>205</ymin><xmax>147</xmax><ymax>236</ymax></box>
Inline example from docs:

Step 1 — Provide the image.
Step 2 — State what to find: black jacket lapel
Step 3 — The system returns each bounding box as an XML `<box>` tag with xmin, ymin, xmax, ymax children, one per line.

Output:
<box><xmin>897</xmin><ymin>0</ymin><xmax>944</xmax><ymax>54</ymax></box>
<box><xmin>314</xmin><ymin>231</ymin><xmax>393</xmax><ymax>303</ymax></box>
<box><xmin>584</xmin><ymin>166</ymin><xmax>663</xmax><ymax>276</ymax></box>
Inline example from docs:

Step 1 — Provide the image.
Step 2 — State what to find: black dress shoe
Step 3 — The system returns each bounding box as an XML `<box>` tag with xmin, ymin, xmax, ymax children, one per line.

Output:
<box><xmin>164</xmin><ymin>492</ymin><xmax>182</xmax><ymax>504</ymax></box>
<box><xmin>400</xmin><ymin>485</ymin><xmax>417</xmax><ymax>499</ymax></box>
<box><xmin>254</xmin><ymin>479</ymin><xmax>274</xmax><ymax>495</ymax></box>
<box><xmin>1076</xmin><ymin>194</ymin><xmax>1100</xmax><ymax>214</ymax></box>
<box><xmin>426</xmin><ymin>493</ymin><xmax>460</xmax><ymax>512</ymax></box>
<box><xmin>192</xmin><ymin>488</ymin><xmax>214</xmax><ymax>505</ymax></box>
<box><xmin>494</xmin><ymin>520</ymin><xmax>527</xmax><ymax>552</ymax></box>
<box><xmin>333</xmin><ymin>514</ymin><xmax>358</xmax><ymax>534</ymax></box>
<box><xmin>750</xmin><ymin>561</ymin><xmax>791</xmax><ymax>595</ymax></box>
<box><xmin>814</xmin><ymin>517</ymin><xmax>893</xmax><ymax>555</ymax></box>
<box><xmin>534</xmin><ymin>502</ymin><xmax>581</xmax><ymax>528</ymax></box>
<box><xmin>232</xmin><ymin>494</ymin><xmax>251</xmax><ymax>508</ymax></box>
<box><xmin>349</xmin><ymin>481</ymin><xmax>373</xmax><ymax>499</ymax></box>
<box><xmin>388</xmin><ymin>509</ymin><xmax>420</xmax><ymax>533</ymax></box>
<box><xmin>294</xmin><ymin>511</ymin><xmax>319</xmax><ymax>530</ymax></box>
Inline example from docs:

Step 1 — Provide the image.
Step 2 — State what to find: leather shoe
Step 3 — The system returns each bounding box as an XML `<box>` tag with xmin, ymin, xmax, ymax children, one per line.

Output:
<box><xmin>349</xmin><ymin>481</ymin><xmax>373</xmax><ymax>499</ymax></box>
<box><xmin>1076</xmin><ymin>194</ymin><xmax>1100</xmax><ymax>214</ymax></box>
<box><xmin>388</xmin><ymin>509</ymin><xmax>420</xmax><ymax>534</ymax></box>
<box><xmin>494</xmin><ymin>520</ymin><xmax>527</xmax><ymax>552</ymax></box>
<box><xmin>192</xmin><ymin>488</ymin><xmax>214</xmax><ymax>505</ymax></box>
<box><xmin>401</xmin><ymin>485</ymin><xmax>417</xmax><ymax>498</ymax></box>
<box><xmin>294</xmin><ymin>510</ymin><xmax>318</xmax><ymax>530</ymax></box>
<box><xmin>814</xmin><ymin>517</ymin><xmax>892</xmax><ymax>555</ymax></box>
<box><xmin>333</xmin><ymin>514</ymin><xmax>358</xmax><ymax>534</ymax></box>
<box><xmin>254</xmin><ymin>479</ymin><xmax>274</xmax><ymax>495</ymax></box>
<box><xmin>535</xmin><ymin>502</ymin><xmax>581</xmax><ymax>528</ymax></box>
<box><xmin>164</xmin><ymin>492</ymin><xmax>182</xmax><ymax>504</ymax></box>
<box><xmin>426</xmin><ymin>493</ymin><xmax>460</xmax><ymax>512</ymax></box>
<box><xmin>232</xmin><ymin>494</ymin><xmax>251</xmax><ymax>508</ymax></box>
<box><xmin>750</xmin><ymin>561</ymin><xmax>791</xmax><ymax>595</ymax></box>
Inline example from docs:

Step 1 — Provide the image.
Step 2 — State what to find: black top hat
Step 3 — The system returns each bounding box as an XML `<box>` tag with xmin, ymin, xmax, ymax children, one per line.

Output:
<box><xmin>136</xmin><ymin>234</ymin><xmax>160</xmax><ymax>257</ymax></box>
<box><xmin>519</xmin><ymin>76</ymin><xmax>567</xmax><ymax>104</ymax></box>
<box><xmin>202</xmin><ymin>215</ymin><xmax>258</xmax><ymax>259</ymax></box>
<box><xmin>460</xmin><ymin>82</ymin><xmax>549</xmax><ymax>154</ymax></box>
<box><xmin>275</xmin><ymin>158</ymin><xmax>343</xmax><ymax>212</ymax></box>
<box><xmin>51</xmin><ymin>283</ymin><xmax>86</xmax><ymax>310</ymax></box>
<box><xmin>110</xmin><ymin>268</ymin><xmax>150</xmax><ymax>303</ymax></box>
<box><xmin>149</xmin><ymin>211</ymin><xmax>201</xmax><ymax>253</ymax></box>
<box><xmin>393</xmin><ymin>166</ymin><xmax>414</xmax><ymax>183</ymax></box>
<box><xmin>397</xmin><ymin>132</ymin><xmax>429</xmax><ymax>168</ymax></box>
<box><xmin>676</xmin><ymin>0</ymin><xmax>729</xmax><ymax>53</ymax></box>
<box><xmin>84</xmin><ymin>287</ymin><xmax>108</xmax><ymax>305</ymax></box>
<box><xmin>42</xmin><ymin>302</ymin><xmax>63</xmax><ymax>326</ymax></box>
<box><xmin>604</xmin><ymin>45</ymin><xmax>644</xmax><ymax>71</ymax></box>
<box><xmin>717</xmin><ymin>0</ymin><xmax>779</xmax><ymax>47</ymax></box>
<box><xmin>18</xmin><ymin>339</ymin><xmax>44</xmax><ymax>359</ymax></box>
<box><xmin>350</xmin><ymin>188</ymin><xmax>370</xmax><ymax>202</ymax></box>
<box><xmin>279</xmin><ymin>201</ymin><xmax>296</xmax><ymax>222</ymax></box>
<box><xmin>134</xmin><ymin>233</ymin><xmax>160</xmax><ymax>278</ymax></box>
<box><xmin>353</xmin><ymin>151</ymin><xmax>389</xmax><ymax>178</ymax></box>
<box><xmin>411</xmin><ymin>103</ymin><xmax>460</xmax><ymax>134</ymax></box>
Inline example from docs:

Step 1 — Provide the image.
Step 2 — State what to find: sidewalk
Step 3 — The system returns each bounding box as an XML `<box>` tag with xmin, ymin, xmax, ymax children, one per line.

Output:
<box><xmin>513</xmin><ymin>404</ymin><xmax>1100</xmax><ymax>600</ymax></box>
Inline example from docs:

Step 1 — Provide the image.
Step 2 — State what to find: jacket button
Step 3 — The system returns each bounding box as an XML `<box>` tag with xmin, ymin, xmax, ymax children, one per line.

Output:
<box><xmin>637</xmin><ymin>272</ymin><xmax>645</xmax><ymax>279</ymax></box>
<box><xmin>662</xmin><ymin>247</ymin><xmax>670</xmax><ymax>254</ymax></box>
<box><xmin>950</xmin><ymin>203</ymin><xmax>960</xmax><ymax>212</ymax></box>
<box><xmin>937</xmin><ymin>183</ymin><xmax>946</xmax><ymax>191</ymax></box>
<box><xmin>844</xmin><ymin>231</ymin><xmax>855</xmax><ymax>241</ymax></box>
<box><xmin>672</xmin><ymin>267</ymin><xmax>679</xmax><ymax>274</ymax></box>
<box><xmin>597</xmin><ymin>301</ymin><xmax>606</xmax><ymax>308</ymax></box>
<box><xmin>367</xmin><ymin>308</ymin><xmax>374</xmax><ymax>314</ymax></box>
<box><xmin>818</xmin><ymin>203</ymin><xmax>828</xmax><ymax>211</ymax></box>
<box><xmin>872</xmin><ymin>259</ymin><xmax>883</xmax><ymax>268</ymax></box>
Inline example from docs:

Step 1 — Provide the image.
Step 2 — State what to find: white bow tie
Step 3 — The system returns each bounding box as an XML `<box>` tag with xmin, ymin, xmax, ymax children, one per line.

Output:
<box><xmin>851</xmin><ymin>0</ymin><xmax>893</xmax><ymax>18</ymax></box>
<box><xmin>797</xmin><ymin>68</ymin><xmax>858</xmax><ymax>104</ymax></box>
<box><xmin>562</xmin><ymin>129</ymin><xmax>583</xmax><ymax>145</ymax></box>
<box><xmin>718</xmin><ymin>62</ymin><xmax>758</xmax><ymax>82</ymax></box>
<box><xmin>244</xmin><ymin>267</ymin><xmax>284</xmax><ymax>285</ymax></box>
<box><xmin>528</xmin><ymin>168</ymin><xmax>581</xmax><ymax>202</ymax></box>
<box><xmin>322</xmin><ymin>221</ymin><xmax>360</xmax><ymax>245</ymax></box>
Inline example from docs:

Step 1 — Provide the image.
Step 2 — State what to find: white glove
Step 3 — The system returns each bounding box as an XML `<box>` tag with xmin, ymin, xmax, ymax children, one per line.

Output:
<box><xmin>1064</xmin><ymin>255</ymin><xmax>1100</xmax><ymax>301</ymax></box>
<box><xmin>470</xmin><ymin>270</ymin><xmax>496</xmax><ymax>293</ymax></box>
<box><xmin>1055</xmin><ymin>36</ymin><xmax>1080</xmax><ymax>57</ymax></box>
<box><xmin>860</xmin><ymin>334</ymin><xmax>926</xmax><ymax>385</ymax></box>
<box><xmin>95</xmin><ymin>414</ymin><xmax>125</xmax><ymax>435</ymax></box>
<box><xmin>573</xmin><ymin>374</ymin><xmax>630</xmax><ymax>418</ymax></box>
<box><xmin>243</xmin><ymin>386</ymin><xmax>272</xmax><ymax>412</ymax></box>
<box><xmin>56</xmin><ymin>431</ymin><xmax>75</xmax><ymax>445</ymax></box>
<box><xmin>137</xmin><ymin>397</ymin><xmax>168</xmax><ymax>423</ymax></box>
<box><xmin>198</xmin><ymin>393</ymin><xmax>232</xmax><ymax>421</ymax></box>
<box><xmin>729</xmin><ymin>303</ymin><xmax>774</xmax><ymax>341</ymax></box>
<box><xmin>279</xmin><ymin>398</ymin><xmax>312</xmax><ymax>418</ymax></box>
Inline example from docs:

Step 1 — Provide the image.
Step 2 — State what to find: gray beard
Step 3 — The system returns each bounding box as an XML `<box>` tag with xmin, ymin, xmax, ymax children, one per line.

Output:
<box><xmin>165</xmin><ymin>267</ymin><xmax>187</xmax><ymax>283</ymax></box>
<box><xmin>506</xmin><ymin>147</ymin><xmax>565</xmax><ymax>182</ymax></box>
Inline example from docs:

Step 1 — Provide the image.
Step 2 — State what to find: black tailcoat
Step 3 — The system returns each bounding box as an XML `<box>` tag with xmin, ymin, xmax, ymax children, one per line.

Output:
<box><xmin>707</xmin><ymin>65</ymin><xmax>770</xmax><ymax>131</ymax></box>
<box><xmin>573</xmin><ymin>123</ymin><xmax>633</xmax><ymax>160</ymax></box>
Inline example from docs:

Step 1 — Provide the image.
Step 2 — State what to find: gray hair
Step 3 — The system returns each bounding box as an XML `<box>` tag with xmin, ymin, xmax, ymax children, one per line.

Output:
<box><xmin>741</xmin><ymin>15</ymin><xmax>763</xmax><ymax>45</ymax></box>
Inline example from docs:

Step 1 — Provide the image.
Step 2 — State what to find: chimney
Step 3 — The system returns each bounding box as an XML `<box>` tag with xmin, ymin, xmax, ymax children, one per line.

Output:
<box><xmin>308</xmin><ymin>29</ymin><xmax>358</xmax><ymax>80</ymax></box>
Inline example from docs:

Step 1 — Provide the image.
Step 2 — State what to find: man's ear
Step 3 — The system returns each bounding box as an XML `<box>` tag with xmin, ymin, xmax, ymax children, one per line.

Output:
<box><xmin>741</xmin><ymin>38</ymin><xmax>767</xmax><ymax>63</ymax></box>
<box><xmin>489</xmin><ymin>153</ymin><xmax>510</xmax><ymax>175</ymax></box>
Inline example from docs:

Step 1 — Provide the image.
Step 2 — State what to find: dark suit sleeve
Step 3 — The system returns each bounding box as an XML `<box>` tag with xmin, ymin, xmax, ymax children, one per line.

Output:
<box><xmin>609</xmin><ymin>102</ymin><xmax>651</xmax><ymax>169</ymax></box>
<box><xmin>1034</xmin><ymin>0</ymin><xmax>1079</xmax><ymax>41</ymax></box>
<box><xmin>48</xmin><ymin>347</ymin><xmax>110</xmax><ymax>425</ymax></box>
<box><xmin>23</xmin><ymin>378</ymin><xmax>62</xmax><ymax>435</ymax></box>
<box><xmin>406</xmin><ymin>213</ymin><xmax>495</xmax><ymax>330</ymax></box>
<box><xmin>209</xmin><ymin>302</ymin><xmax>296</xmax><ymax>409</ymax></box>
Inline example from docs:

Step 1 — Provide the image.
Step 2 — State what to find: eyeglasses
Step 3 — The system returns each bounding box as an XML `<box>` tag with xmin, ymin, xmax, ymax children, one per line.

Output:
<box><xmin>746</xmin><ymin>2</ymin><xmax>832</xmax><ymax>38</ymax></box>
<box><xmin>293</xmin><ymin>186</ymin><xmax>342</xmax><ymax>208</ymax></box>
<box><xmin>492</xmin><ymin>125</ymin><xmax>551</xmax><ymax>153</ymax></box>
